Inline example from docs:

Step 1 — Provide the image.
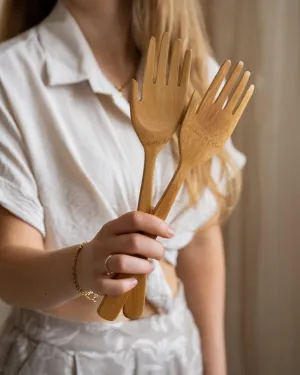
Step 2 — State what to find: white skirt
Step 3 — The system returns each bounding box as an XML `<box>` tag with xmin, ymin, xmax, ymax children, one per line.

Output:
<box><xmin>0</xmin><ymin>283</ymin><xmax>202</xmax><ymax>375</ymax></box>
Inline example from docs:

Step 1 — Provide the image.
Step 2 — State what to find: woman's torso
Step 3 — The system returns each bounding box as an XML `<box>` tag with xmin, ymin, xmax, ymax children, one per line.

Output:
<box><xmin>0</xmin><ymin>2</ymin><xmax>238</xmax><ymax>322</ymax></box>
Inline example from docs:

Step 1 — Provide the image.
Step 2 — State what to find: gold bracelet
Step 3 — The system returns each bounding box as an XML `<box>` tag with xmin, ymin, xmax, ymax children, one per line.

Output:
<box><xmin>72</xmin><ymin>242</ymin><xmax>99</xmax><ymax>303</ymax></box>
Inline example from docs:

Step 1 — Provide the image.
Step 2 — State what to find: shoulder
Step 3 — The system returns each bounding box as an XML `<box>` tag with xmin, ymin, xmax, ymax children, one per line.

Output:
<box><xmin>0</xmin><ymin>27</ymin><xmax>47</xmax><ymax>117</ymax></box>
<box><xmin>0</xmin><ymin>28</ymin><xmax>45</xmax><ymax>83</ymax></box>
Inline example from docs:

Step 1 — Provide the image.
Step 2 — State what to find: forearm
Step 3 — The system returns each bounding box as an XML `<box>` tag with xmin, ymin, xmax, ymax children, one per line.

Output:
<box><xmin>177</xmin><ymin>224</ymin><xmax>227</xmax><ymax>375</ymax></box>
<box><xmin>0</xmin><ymin>208</ymin><xmax>173</xmax><ymax>313</ymax></box>
<box><xmin>0</xmin><ymin>244</ymin><xmax>79</xmax><ymax>309</ymax></box>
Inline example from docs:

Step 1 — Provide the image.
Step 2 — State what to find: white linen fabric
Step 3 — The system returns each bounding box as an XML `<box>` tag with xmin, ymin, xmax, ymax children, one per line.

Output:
<box><xmin>0</xmin><ymin>283</ymin><xmax>203</xmax><ymax>375</ymax></box>
<box><xmin>0</xmin><ymin>1</ymin><xmax>245</xmax><ymax>311</ymax></box>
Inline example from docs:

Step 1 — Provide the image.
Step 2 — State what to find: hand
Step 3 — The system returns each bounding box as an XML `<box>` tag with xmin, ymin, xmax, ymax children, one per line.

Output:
<box><xmin>77</xmin><ymin>211</ymin><xmax>174</xmax><ymax>296</ymax></box>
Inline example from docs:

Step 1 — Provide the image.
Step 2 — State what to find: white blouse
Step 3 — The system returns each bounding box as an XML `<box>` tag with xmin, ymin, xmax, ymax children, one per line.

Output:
<box><xmin>0</xmin><ymin>1</ymin><xmax>246</xmax><ymax>312</ymax></box>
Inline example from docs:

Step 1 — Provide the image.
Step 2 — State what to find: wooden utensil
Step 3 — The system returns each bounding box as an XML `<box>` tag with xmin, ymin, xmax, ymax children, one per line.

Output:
<box><xmin>98</xmin><ymin>59</ymin><xmax>254</xmax><ymax>321</ymax></box>
<box><xmin>153</xmin><ymin>60</ymin><xmax>255</xmax><ymax>221</ymax></box>
<box><xmin>97</xmin><ymin>60</ymin><xmax>254</xmax><ymax>321</ymax></box>
<box><xmin>97</xmin><ymin>33</ymin><xmax>192</xmax><ymax>321</ymax></box>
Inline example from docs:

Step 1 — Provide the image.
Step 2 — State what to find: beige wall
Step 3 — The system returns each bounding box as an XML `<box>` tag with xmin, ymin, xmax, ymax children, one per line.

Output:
<box><xmin>202</xmin><ymin>0</ymin><xmax>300</xmax><ymax>374</ymax></box>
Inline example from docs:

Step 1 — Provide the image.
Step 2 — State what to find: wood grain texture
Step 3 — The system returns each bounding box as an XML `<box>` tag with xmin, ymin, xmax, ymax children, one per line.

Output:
<box><xmin>154</xmin><ymin>60</ymin><xmax>254</xmax><ymax>220</ymax></box>
<box><xmin>97</xmin><ymin>33</ymin><xmax>191</xmax><ymax>321</ymax></box>
<box><xmin>97</xmin><ymin>274</ymin><xmax>133</xmax><ymax>321</ymax></box>
<box><xmin>98</xmin><ymin>58</ymin><xmax>254</xmax><ymax>321</ymax></box>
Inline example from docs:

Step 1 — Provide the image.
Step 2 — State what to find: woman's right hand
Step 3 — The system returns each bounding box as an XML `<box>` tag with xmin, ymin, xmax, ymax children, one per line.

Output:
<box><xmin>76</xmin><ymin>211</ymin><xmax>175</xmax><ymax>296</ymax></box>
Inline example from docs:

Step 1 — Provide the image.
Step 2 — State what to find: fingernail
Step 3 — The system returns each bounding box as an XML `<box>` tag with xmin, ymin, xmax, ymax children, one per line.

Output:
<box><xmin>167</xmin><ymin>227</ymin><xmax>175</xmax><ymax>237</ymax></box>
<box><xmin>150</xmin><ymin>262</ymin><xmax>155</xmax><ymax>272</ymax></box>
<box><xmin>130</xmin><ymin>279</ymin><xmax>138</xmax><ymax>287</ymax></box>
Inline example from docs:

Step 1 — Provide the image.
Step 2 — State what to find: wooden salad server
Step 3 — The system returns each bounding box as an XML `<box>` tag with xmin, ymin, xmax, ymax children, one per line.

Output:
<box><xmin>152</xmin><ymin>60</ymin><xmax>254</xmax><ymax>222</ymax></box>
<box><xmin>97</xmin><ymin>32</ymin><xmax>192</xmax><ymax>321</ymax></box>
<box><xmin>98</xmin><ymin>60</ymin><xmax>254</xmax><ymax>321</ymax></box>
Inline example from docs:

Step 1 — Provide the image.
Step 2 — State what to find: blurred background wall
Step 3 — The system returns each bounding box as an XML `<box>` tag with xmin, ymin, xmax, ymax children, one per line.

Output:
<box><xmin>202</xmin><ymin>0</ymin><xmax>300</xmax><ymax>374</ymax></box>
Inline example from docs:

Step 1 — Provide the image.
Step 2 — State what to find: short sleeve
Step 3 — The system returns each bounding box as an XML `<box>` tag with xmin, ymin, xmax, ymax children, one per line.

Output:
<box><xmin>0</xmin><ymin>85</ymin><xmax>45</xmax><ymax>236</ymax></box>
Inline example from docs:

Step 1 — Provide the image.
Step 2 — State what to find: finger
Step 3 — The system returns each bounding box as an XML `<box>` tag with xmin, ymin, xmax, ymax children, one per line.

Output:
<box><xmin>215</xmin><ymin>61</ymin><xmax>244</xmax><ymax>107</ymax></box>
<box><xmin>156</xmin><ymin>32</ymin><xmax>170</xmax><ymax>84</ymax></box>
<box><xmin>142</xmin><ymin>36</ymin><xmax>156</xmax><ymax>98</ymax></box>
<box><xmin>107</xmin><ymin>254</ymin><xmax>154</xmax><ymax>275</ymax></box>
<box><xmin>103</xmin><ymin>211</ymin><xmax>174</xmax><ymax>238</ymax></box>
<box><xmin>109</xmin><ymin>233</ymin><xmax>165</xmax><ymax>260</ymax></box>
<box><xmin>179</xmin><ymin>49</ymin><xmax>192</xmax><ymax>91</ymax></box>
<box><xmin>96</xmin><ymin>277</ymin><xmax>138</xmax><ymax>296</ymax></box>
<box><xmin>227</xmin><ymin>71</ymin><xmax>251</xmax><ymax>110</ymax></box>
<box><xmin>130</xmin><ymin>79</ymin><xmax>140</xmax><ymax>104</ymax></box>
<box><xmin>202</xmin><ymin>60</ymin><xmax>231</xmax><ymax>106</ymax></box>
<box><xmin>233</xmin><ymin>84</ymin><xmax>255</xmax><ymax>120</ymax></box>
<box><xmin>168</xmin><ymin>38</ymin><xmax>181</xmax><ymax>85</ymax></box>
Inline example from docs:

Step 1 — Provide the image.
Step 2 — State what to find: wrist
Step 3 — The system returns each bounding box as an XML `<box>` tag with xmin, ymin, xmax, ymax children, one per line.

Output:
<box><xmin>73</xmin><ymin>241</ymin><xmax>98</xmax><ymax>300</ymax></box>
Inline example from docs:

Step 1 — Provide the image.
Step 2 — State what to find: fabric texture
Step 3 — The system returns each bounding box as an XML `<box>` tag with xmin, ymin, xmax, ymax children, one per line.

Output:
<box><xmin>0</xmin><ymin>0</ymin><xmax>245</xmax><ymax>312</ymax></box>
<box><xmin>0</xmin><ymin>283</ymin><xmax>202</xmax><ymax>375</ymax></box>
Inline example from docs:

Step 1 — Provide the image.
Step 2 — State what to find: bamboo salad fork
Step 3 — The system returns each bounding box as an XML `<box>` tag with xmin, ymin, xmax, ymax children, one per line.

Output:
<box><xmin>97</xmin><ymin>56</ymin><xmax>254</xmax><ymax>322</ymax></box>
<box><xmin>153</xmin><ymin>60</ymin><xmax>254</xmax><ymax>221</ymax></box>
<box><xmin>97</xmin><ymin>32</ymin><xmax>192</xmax><ymax>321</ymax></box>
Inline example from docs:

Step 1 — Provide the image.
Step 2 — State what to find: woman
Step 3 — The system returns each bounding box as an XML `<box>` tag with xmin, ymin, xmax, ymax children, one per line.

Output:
<box><xmin>0</xmin><ymin>0</ymin><xmax>245</xmax><ymax>374</ymax></box>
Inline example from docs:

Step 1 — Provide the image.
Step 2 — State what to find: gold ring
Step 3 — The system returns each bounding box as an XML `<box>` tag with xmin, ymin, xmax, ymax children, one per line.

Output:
<box><xmin>104</xmin><ymin>255</ymin><xmax>114</xmax><ymax>276</ymax></box>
